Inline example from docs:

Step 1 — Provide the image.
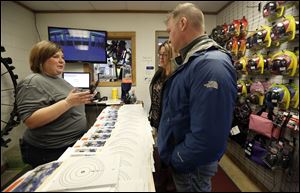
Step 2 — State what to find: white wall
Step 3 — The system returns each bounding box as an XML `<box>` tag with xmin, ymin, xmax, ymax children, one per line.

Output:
<box><xmin>36</xmin><ymin>13</ymin><xmax>216</xmax><ymax>113</ymax></box>
<box><xmin>1</xmin><ymin>1</ymin><xmax>38</xmax><ymax>79</ymax></box>
<box><xmin>1</xmin><ymin>1</ymin><xmax>38</xmax><ymax>164</ymax></box>
<box><xmin>204</xmin><ymin>14</ymin><xmax>217</xmax><ymax>35</ymax></box>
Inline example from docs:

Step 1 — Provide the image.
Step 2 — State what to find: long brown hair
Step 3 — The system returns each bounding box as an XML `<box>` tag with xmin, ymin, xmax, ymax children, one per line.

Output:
<box><xmin>158</xmin><ymin>40</ymin><xmax>173</xmax><ymax>62</ymax></box>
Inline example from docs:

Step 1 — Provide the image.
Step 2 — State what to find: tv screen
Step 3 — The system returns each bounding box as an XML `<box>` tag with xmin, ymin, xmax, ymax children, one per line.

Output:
<box><xmin>62</xmin><ymin>72</ymin><xmax>90</xmax><ymax>89</ymax></box>
<box><xmin>48</xmin><ymin>26</ymin><xmax>107</xmax><ymax>63</ymax></box>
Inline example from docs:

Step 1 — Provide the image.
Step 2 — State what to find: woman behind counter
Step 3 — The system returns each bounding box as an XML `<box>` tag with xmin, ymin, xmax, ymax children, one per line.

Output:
<box><xmin>16</xmin><ymin>40</ymin><xmax>94</xmax><ymax>168</ymax></box>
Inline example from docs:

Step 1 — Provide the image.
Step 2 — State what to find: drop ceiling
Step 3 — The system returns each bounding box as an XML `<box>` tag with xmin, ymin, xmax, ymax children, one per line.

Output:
<box><xmin>16</xmin><ymin>1</ymin><xmax>231</xmax><ymax>14</ymax></box>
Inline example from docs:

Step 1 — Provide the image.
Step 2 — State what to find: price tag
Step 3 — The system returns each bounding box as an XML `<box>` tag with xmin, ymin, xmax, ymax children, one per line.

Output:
<box><xmin>279</xmin><ymin>67</ymin><xmax>286</xmax><ymax>71</ymax></box>
<box><xmin>230</xmin><ymin>125</ymin><xmax>240</xmax><ymax>135</ymax></box>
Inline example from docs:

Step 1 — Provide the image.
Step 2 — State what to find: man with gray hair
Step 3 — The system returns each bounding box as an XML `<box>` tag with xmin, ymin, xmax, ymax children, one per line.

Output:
<box><xmin>157</xmin><ymin>3</ymin><xmax>237</xmax><ymax>192</ymax></box>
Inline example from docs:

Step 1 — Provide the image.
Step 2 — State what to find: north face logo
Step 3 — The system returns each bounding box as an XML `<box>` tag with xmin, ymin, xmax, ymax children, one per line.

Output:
<box><xmin>204</xmin><ymin>81</ymin><xmax>218</xmax><ymax>89</ymax></box>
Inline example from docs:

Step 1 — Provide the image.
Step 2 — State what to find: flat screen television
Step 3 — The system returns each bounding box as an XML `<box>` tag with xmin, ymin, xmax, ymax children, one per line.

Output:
<box><xmin>62</xmin><ymin>72</ymin><xmax>90</xmax><ymax>89</ymax></box>
<box><xmin>48</xmin><ymin>26</ymin><xmax>107</xmax><ymax>63</ymax></box>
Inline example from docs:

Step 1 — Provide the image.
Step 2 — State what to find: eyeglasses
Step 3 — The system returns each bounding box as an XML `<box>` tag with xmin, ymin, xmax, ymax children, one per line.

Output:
<box><xmin>158</xmin><ymin>53</ymin><xmax>168</xmax><ymax>57</ymax></box>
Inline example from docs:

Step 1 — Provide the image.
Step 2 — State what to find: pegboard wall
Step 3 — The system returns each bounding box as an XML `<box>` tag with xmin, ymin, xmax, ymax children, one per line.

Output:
<box><xmin>227</xmin><ymin>138</ymin><xmax>299</xmax><ymax>192</ymax></box>
<box><xmin>216</xmin><ymin>1</ymin><xmax>299</xmax><ymax>192</ymax></box>
<box><xmin>217</xmin><ymin>1</ymin><xmax>299</xmax><ymax>85</ymax></box>
<box><xmin>216</xmin><ymin>1</ymin><xmax>299</xmax><ymax>83</ymax></box>
<box><xmin>217</xmin><ymin>1</ymin><xmax>298</xmax><ymax>35</ymax></box>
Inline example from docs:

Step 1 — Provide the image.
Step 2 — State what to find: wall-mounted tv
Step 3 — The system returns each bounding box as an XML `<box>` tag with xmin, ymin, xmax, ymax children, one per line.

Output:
<box><xmin>48</xmin><ymin>26</ymin><xmax>107</xmax><ymax>63</ymax></box>
<box><xmin>62</xmin><ymin>72</ymin><xmax>90</xmax><ymax>89</ymax></box>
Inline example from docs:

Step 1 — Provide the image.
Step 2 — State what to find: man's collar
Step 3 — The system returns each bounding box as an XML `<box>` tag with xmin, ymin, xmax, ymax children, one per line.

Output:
<box><xmin>179</xmin><ymin>35</ymin><xmax>208</xmax><ymax>61</ymax></box>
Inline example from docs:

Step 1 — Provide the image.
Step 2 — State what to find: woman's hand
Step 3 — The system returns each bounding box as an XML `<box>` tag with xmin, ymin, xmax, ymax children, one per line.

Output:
<box><xmin>65</xmin><ymin>89</ymin><xmax>94</xmax><ymax>107</ymax></box>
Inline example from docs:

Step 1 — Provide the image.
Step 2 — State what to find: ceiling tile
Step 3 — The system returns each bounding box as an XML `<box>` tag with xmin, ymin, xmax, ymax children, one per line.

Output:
<box><xmin>17</xmin><ymin>1</ymin><xmax>61</xmax><ymax>11</ymax></box>
<box><xmin>89</xmin><ymin>1</ymin><xmax>127</xmax><ymax>10</ymax></box>
<box><xmin>125</xmin><ymin>1</ymin><xmax>161</xmax><ymax>10</ymax></box>
<box><xmin>17</xmin><ymin>1</ymin><xmax>230</xmax><ymax>13</ymax></box>
<box><xmin>53</xmin><ymin>1</ymin><xmax>95</xmax><ymax>10</ymax></box>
